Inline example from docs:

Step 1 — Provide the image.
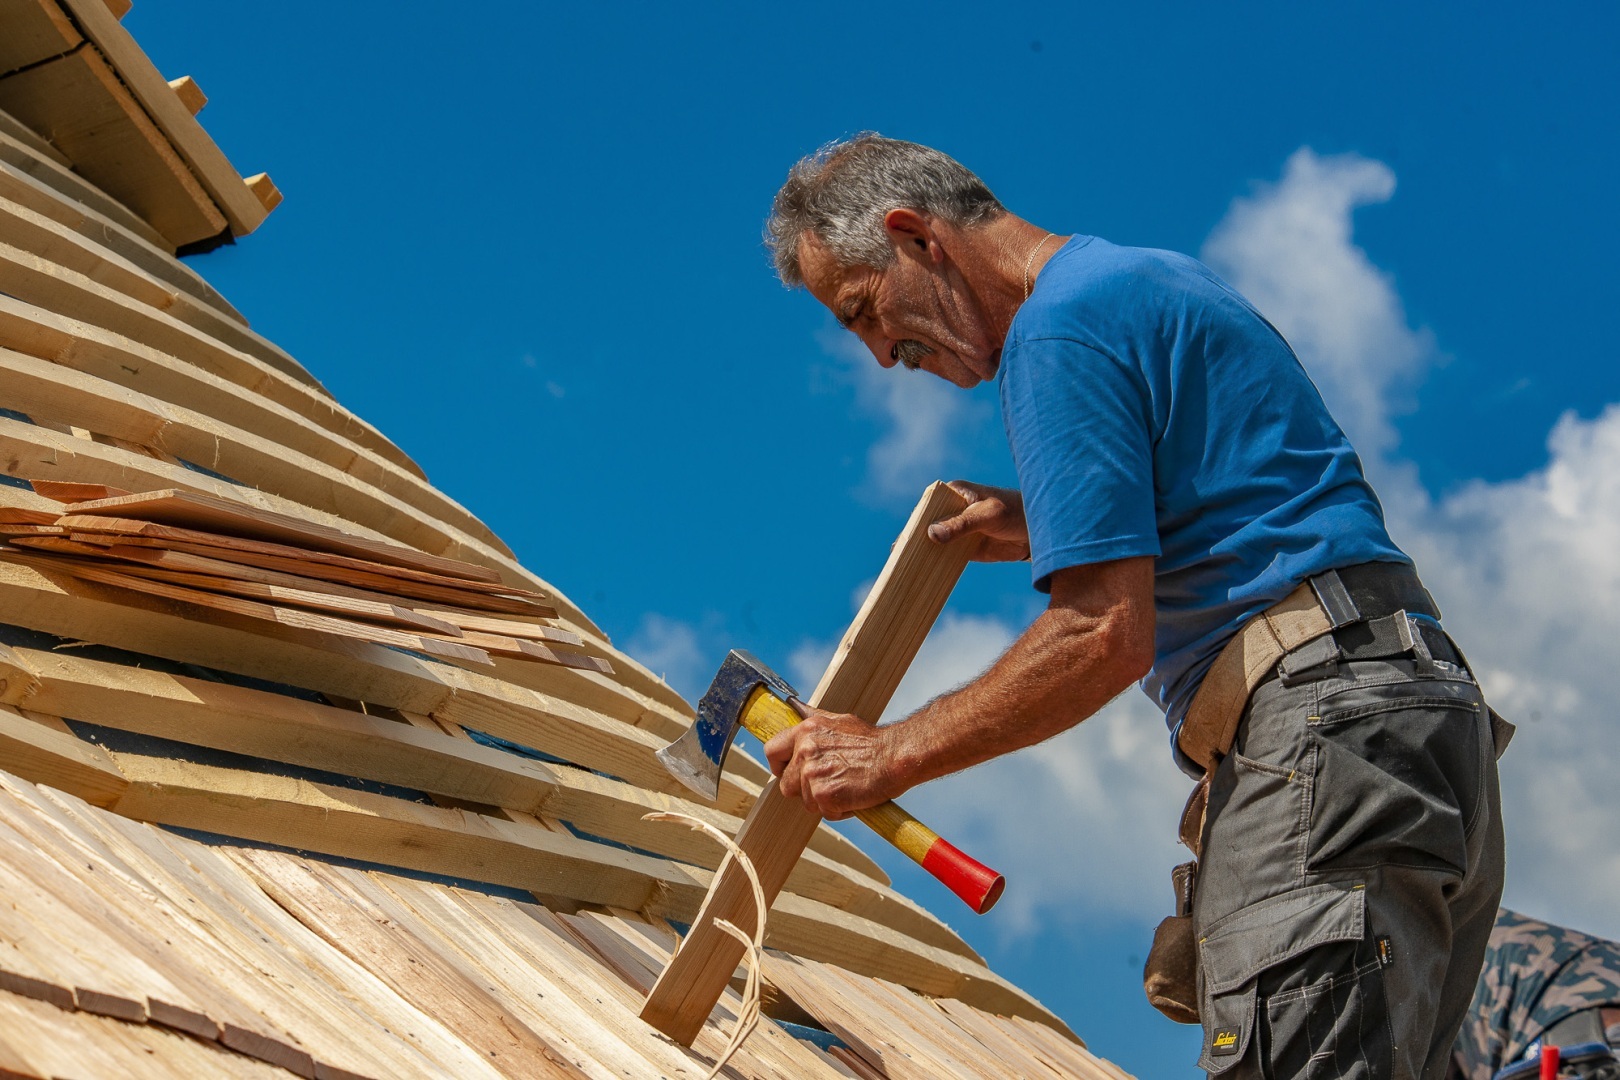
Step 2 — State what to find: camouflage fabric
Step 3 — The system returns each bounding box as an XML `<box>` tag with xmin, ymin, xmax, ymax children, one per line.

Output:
<box><xmin>1452</xmin><ymin>909</ymin><xmax>1620</xmax><ymax>1080</ymax></box>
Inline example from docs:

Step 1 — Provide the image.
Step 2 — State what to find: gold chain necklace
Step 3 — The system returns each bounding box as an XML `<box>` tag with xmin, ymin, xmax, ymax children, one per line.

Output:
<box><xmin>1023</xmin><ymin>232</ymin><xmax>1057</xmax><ymax>301</ymax></box>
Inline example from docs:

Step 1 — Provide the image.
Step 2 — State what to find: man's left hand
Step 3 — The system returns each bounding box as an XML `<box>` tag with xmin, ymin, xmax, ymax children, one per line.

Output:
<box><xmin>764</xmin><ymin>711</ymin><xmax>900</xmax><ymax>820</ymax></box>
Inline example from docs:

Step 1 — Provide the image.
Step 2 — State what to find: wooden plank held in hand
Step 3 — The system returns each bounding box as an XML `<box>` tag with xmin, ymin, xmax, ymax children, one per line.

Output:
<box><xmin>640</xmin><ymin>481</ymin><xmax>980</xmax><ymax>1045</ymax></box>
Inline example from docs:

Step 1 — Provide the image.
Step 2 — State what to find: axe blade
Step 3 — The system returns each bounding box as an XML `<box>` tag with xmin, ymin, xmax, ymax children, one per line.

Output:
<box><xmin>655</xmin><ymin>736</ymin><xmax>723</xmax><ymax>801</ymax></box>
<box><xmin>653</xmin><ymin>649</ymin><xmax>798</xmax><ymax>802</ymax></box>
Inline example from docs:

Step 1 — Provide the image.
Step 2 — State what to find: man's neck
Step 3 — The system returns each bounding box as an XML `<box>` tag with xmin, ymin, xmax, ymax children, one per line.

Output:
<box><xmin>948</xmin><ymin>215</ymin><xmax>1065</xmax><ymax>342</ymax></box>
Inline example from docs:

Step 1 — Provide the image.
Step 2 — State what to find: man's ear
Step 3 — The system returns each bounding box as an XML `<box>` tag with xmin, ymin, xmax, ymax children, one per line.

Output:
<box><xmin>884</xmin><ymin>208</ymin><xmax>943</xmax><ymax>264</ymax></box>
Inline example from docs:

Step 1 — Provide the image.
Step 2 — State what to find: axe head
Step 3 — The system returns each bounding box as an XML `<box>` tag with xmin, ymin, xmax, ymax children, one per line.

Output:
<box><xmin>655</xmin><ymin>649</ymin><xmax>799</xmax><ymax>802</ymax></box>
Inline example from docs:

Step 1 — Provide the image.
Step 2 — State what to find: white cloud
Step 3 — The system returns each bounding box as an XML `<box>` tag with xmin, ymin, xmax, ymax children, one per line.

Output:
<box><xmin>623</xmin><ymin>613</ymin><xmax>710</xmax><ymax>702</ymax></box>
<box><xmin>820</xmin><ymin>329</ymin><xmax>985</xmax><ymax>500</ymax></box>
<box><xmin>520</xmin><ymin>354</ymin><xmax>565</xmax><ymax>397</ymax></box>
<box><xmin>787</xmin><ymin>637</ymin><xmax>836</xmax><ymax>694</ymax></box>
<box><xmin>1202</xmin><ymin>148</ymin><xmax>1439</xmax><ymax>464</ymax></box>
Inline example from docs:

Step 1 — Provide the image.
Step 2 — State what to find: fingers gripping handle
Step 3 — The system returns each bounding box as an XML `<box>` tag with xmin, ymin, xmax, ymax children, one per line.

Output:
<box><xmin>742</xmin><ymin>688</ymin><xmax>1006</xmax><ymax>914</ymax></box>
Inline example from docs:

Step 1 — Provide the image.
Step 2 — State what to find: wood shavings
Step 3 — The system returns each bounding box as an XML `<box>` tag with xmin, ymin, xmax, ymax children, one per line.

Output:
<box><xmin>643</xmin><ymin>811</ymin><xmax>767</xmax><ymax>1079</ymax></box>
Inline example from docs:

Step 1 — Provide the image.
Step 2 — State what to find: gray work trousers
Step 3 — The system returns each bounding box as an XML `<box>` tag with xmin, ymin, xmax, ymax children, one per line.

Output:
<box><xmin>1192</xmin><ymin>655</ymin><xmax>1507</xmax><ymax>1080</ymax></box>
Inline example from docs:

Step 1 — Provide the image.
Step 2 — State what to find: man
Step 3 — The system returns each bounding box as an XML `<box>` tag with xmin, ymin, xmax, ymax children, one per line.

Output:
<box><xmin>1451</xmin><ymin>910</ymin><xmax>1620</xmax><ymax>1080</ymax></box>
<box><xmin>760</xmin><ymin>134</ymin><xmax>1508</xmax><ymax>1079</ymax></box>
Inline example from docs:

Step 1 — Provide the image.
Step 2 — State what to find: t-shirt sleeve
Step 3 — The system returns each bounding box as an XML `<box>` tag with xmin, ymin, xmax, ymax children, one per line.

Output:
<box><xmin>1001</xmin><ymin>335</ymin><xmax>1161</xmax><ymax>593</ymax></box>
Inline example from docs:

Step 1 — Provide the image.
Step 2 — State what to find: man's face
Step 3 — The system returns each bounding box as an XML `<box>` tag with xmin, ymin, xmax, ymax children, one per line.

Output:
<box><xmin>798</xmin><ymin>229</ymin><xmax>1001</xmax><ymax>388</ymax></box>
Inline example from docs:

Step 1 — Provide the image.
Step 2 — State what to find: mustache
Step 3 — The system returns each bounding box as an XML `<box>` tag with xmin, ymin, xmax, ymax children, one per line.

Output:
<box><xmin>893</xmin><ymin>339</ymin><xmax>933</xmax><ymax>371</ymax></box>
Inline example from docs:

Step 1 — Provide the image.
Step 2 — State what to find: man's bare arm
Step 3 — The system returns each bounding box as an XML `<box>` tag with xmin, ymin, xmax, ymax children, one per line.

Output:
<box><xmin>765</xmin><ymin>555</ymin><xmax>1155</xmax><ymax>819</ymax></box>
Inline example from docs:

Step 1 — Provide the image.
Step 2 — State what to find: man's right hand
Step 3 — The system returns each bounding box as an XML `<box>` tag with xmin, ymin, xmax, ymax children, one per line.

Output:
<box><xmin>926</xmin><ymin>480</ymin><xmax>1031</xmax><ymax>562</ymax></box>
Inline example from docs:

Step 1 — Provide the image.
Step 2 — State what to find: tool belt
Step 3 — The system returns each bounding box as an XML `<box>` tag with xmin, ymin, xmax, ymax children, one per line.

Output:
<box><xmin>1175</xmin><ymin>561</ymin><xmax>1446</xmax><ymax>774</ymax></box>
<box><xmin>1144</xmin><ymin>560</ymin><xmax>1472</xmax><ymax>1026</ymax></box>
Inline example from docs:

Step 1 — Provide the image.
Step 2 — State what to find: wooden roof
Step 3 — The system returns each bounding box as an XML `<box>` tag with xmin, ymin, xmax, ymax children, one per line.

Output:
<box><xmin>0</xmin><ymin>0</ymin><xmax>278</xmax><ymax>249</ymax></box>
<box><xmin>0</xmin><ymin>6</ymin><xmax>1135</xmax><ymax>1077</ymax></box>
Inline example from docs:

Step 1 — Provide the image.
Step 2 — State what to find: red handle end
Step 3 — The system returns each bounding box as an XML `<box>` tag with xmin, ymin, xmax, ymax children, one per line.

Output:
<box><xmin>1541</xmin><ymin>1045</ymin><xmax>1560</xmax><ymax>1080</ymax></box>
<box><xmin>921</xmin><ymin>837</ymin><xmax>1006</xmax><ymax>914</ymax></box>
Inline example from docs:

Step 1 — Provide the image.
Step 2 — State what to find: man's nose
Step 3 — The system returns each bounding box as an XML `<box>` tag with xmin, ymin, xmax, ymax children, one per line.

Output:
<box><xmin>868</xmin><ymin>335</ymin><xmax>898</xmax><ymax>369</ymax></box>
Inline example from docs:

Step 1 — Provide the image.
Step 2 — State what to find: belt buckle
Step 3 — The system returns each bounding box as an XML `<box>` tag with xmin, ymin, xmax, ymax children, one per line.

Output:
<box><xmin>1279</xmin><ymin>632</ymin><xmax>1342</xmax><ymax>687</ymax></box>
<box><xmin>1394</xmin><ymin>609</ymin><xmax>1439</xmax><ymax>675</ymax></box>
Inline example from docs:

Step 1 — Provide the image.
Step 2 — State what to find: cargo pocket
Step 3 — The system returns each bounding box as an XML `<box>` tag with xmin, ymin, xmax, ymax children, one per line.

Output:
<box><xmin>1196</xmin><ymin>883</ymin><xmax>1368</xmax><ymax>1075</ymax></box>
<box><xmin>1307</xmin><ymin>683</ymin><xmax>1485</xmax><ymax>876</ymax></box>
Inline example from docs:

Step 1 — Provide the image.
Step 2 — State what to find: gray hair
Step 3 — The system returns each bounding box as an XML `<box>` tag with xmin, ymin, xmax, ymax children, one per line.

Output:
<box><xmin>766</xmin><ymin>134</ymin><xmax>1005</xmax><ymax>287</ymax></box>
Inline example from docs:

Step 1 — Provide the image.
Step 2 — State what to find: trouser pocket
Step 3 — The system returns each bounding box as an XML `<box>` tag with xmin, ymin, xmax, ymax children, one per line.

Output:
<box><xmin>1307</xmin><ymin>680</ymin><xmax>1487</xmax><ymax>876</ymax></box>
<box><xmin>1197</xmin><ymin>883</ymin><xmax>1390</xmax><ymax>1078</ymax></box>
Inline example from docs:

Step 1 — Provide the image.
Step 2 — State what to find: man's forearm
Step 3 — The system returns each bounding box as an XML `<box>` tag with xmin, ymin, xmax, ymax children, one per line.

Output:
<box><xmin>883</xmin><ymin>592</ymin><xmax>1152</xmax><ymax>794</ymax></box>
<box><xmin>765</xmin><ymin>557</ymin><xmax>1154</xmax><ymax>819</ymax></box>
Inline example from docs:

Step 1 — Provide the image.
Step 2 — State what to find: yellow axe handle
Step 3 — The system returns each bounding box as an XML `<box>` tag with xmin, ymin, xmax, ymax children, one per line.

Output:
<box><xmin>739</xmin><ymin>685</ymin><xmax>1005</xmax><ymax>914</ymax></box>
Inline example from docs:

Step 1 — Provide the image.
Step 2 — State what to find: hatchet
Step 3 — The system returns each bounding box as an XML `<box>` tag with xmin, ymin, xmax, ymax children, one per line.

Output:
<box><xmin>657</xmin><ymin>648</ymin><xmax>1004</xmax><ymax>914</ymax></box>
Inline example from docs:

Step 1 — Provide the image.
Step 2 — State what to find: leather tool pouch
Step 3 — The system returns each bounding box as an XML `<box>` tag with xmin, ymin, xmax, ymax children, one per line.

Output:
<box><xmin>1144</xmin><ymin>771</ymin><xmax>1213</xmax><ymax>1023</ymax></box>
<box><xmin>1179</xmin><ymin>774</ymin><xmax>1210</xmax><ymax>858</ymax></box>
<box><xmin>1144</xmin><ymin>858</ymin><xmax>1202</xmax><ymax>1024</ymax></box>
<box><xmin>1489</xmin><ymin>706</ymin><xmax>1517</xmax><ymax>759</ymax></box>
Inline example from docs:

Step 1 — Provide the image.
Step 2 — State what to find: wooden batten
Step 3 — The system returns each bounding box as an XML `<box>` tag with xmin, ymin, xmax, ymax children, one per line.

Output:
<box><xmin>0</xmin><ymin>702</ymin><xmax>125</xmax><ymax>807</ymax></box>
<box><xmin>64</xmin><ymin>488</ymin><xmax>507</xmax><ymax>583</ymax></box>
<box><xmin>244</xmin><ymin>172</ymin><xmax>281</xmax><ymax>213</ymax></box>
<box><xmin>0</xmin><ymin>0</ymin><xmax>82</xmax><ymax>81</ymax></box>
<box><xmin>0</xmin><ymin>237</ymin><xmax>362</xmax><ymax>433</ymax></box>
<box><xmin>0</xmin><ymin>644</ymin><xmax>960</xmax><ymax>956</ymax></box>
<box><xmin>167</xmin><ymin>75</ymin><xmax>206</xmax><ymax>116</ymax></box>
<box><xmin>0</xmin><ymin>155</ymin><xmax>245</xmax><ymax>322</ymax></box>
<box><xmin>0</xmin><ymin>191</ymin><xmax>313</xmax><ymax>387</ymax></box>
<box><xmin>0</xmin><ymin>207</ymin><xmax>718</xmax><ymax>683</ymax></box>
<box><xmin>0</xmin><ymin>111</ymin><xmax>171</xmax><ymax>248</ymax></box>
<box><xmin>0</xmin><ymin>46</ymin><xmax>227</xmax><ymax>247</ymax></box>
<box><xmin>54</xmin><ymin>0</ymin><xmax>273</xmax><ymax>238</ymax></box>
<box><xmin>86</xmin><ymin>750</ymin><xmax>1037</xmax><ymax>1022</ymax></box>
<box><xmin>0</xmin><ymin>0</ymin><xmax>278</xmax><ymax>247</ymax></box>
<box><xmin>0</xmin><ymin>556</ymin><xmax>770</xmax><ymax>817</ymax></box>
<box><xmin>0</xmin><ymin>409</ymin><xmax>689</xmax><ymax>734</ymax></box>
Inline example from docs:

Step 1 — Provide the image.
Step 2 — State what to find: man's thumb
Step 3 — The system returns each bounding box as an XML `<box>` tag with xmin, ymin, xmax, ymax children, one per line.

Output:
<box><xmin>928</xmin><ymin>500</ymin><xmax>995</xmax><ymax>544</ymax></box>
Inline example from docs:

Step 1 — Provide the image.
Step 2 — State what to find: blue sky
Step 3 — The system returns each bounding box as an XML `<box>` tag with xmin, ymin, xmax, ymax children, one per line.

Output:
<box><xmin>132</xmin><ymin>3</ymin><xmax>1619</xmax><ymax>1075</ymax></box>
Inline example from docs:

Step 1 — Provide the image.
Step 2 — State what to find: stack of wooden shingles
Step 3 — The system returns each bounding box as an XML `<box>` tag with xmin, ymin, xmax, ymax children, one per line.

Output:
<box><xmin>0</xmin><ymin>481</ymin><xmax>610</xmax><ymax>676</ymax></box>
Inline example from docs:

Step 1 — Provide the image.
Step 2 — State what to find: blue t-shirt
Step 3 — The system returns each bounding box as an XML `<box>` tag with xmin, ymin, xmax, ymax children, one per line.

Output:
<box><xmin>1000</xmin><ymin>236</ymin><xmax>1408</xmax><ymax>765</ymax></box>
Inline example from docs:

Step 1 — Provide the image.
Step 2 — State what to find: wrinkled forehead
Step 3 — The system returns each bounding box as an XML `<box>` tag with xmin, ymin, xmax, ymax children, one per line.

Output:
<box><xmin>796</xmin><ymin>232</ymin><xmax>854</xmax><ymax>310</ymax></box>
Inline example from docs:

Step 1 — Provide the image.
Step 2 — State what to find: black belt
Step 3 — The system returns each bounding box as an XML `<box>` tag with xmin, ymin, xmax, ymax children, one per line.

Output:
<box><xmin>1324</xmin><ymin>561</ymin><xmax>1441</xmax><ymax>622</ymax></box>
<box><xmin>1268</xmin><ymin>561</ymin><xmax>1465</xmax><ymax>687</ymax></box>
